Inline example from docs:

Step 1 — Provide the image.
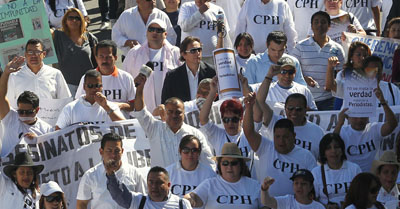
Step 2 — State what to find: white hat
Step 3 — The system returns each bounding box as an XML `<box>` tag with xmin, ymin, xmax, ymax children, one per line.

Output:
<box><xmin>147</xmin><ymin>19</ymin><xmax>167</xmax><ymax>30</ymax></box>
<box><xmin>40</xmin><ymin>181</ymin><xmax>63</xmax><ymax>196</ymax></box>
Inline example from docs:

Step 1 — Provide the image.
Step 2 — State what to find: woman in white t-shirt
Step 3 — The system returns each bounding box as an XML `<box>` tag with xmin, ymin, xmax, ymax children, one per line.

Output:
<box><xmin>234</xmin><ymin>32</ymin><xmax>256</xmax><ymax>73</ymax></box>
<box><xmin>261</xmin><ymin>169</ymin><xmax>325</xmax><ymax>209</ymax></box>
<box><xmin>166</xmin><ymin>135</ymin><xmax>216</xmax><ymax>197</ymax></box>
<box><xmin>311</xmin><ymin>133</ymin><xmax>361</xmax><ymax>208</ymax></box>
<box><xmin>343</xmin><ymin>173</ymin><xmax>386</xmax><ymax>209</ymax></box>
<box><xmin>184</xmin><ymin>143</ymin><xmax>263</xmax><ymax>209</ymax></box>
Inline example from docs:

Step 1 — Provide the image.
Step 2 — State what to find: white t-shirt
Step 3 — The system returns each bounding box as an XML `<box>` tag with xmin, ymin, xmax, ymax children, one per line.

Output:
<box><xmin>236</xmin><ymin>54</ymin><xmax>256</xmax><ymax>73</ymax></box>
<box><xmin>259</xmin><ymin>114</ymin><xmax>324</xmax><ymax>160</ymax></box>
<box><xmin>166</xmin><ymin>161</ymin><xmax>216</xmax><ymax>197</ymax></box>
<box><xmin>76</xmin><ymin>162</ymin><xmax>147</xmax><ymax>209</ymax></box>
<box><xmin>0</xmin><ymin>109</ymin><xmax>53</xmax><ymax>157</ymax></box>
<box><xmin>235</xmin><ymin>0</ymin><xmax>297</xmax><ymax>53</ymax></box>
<box><xmin>276</xmin><ymin>194</ymin><xmax>325</xmax><ymax>209</ymax></box>
<box><xmin>149</xmin><ymin>48</ymin><xmax>164</xmax><ymax>105</ymax></box>
<box><xmin>340</xmin><ymin>122</ymin><xmax>384</xmax><ymax>172</ymax></box>
<box><xmin>45</xmin><ymin>0</ymin><xmax>87</xmax><ymax>29</ymax></box>
<box><xmin>56</xmin><ymin>96</ymin><xmax>125</xmax><ymax>129</ymax></box>
<box><xmin>345</xmin><ymin>204</ymin><xmax>382</xmax><ymax>209</ymax></box>
<box><xmin>130</xmin><ymin>193</ymin><xmax>192</xmax><ymax>209</ymax></box>
<box><xmin>253</xmin><ymin>136</ymin><xmax>317</xmax><ymax>196</ymax></box>
<box><xmin>341</xmin><ymin>0</ymin><xmax>382</xmax><ymax>31</ymax></box>
<box><xmin>192</xmin><ymin>175</ymin><xmax>263</xmax><ymax>209</ymax></box>
<box><xmin>311</xmin><ymin>161</ymin><xmax>361</xmax><ymax>205</ymax></box>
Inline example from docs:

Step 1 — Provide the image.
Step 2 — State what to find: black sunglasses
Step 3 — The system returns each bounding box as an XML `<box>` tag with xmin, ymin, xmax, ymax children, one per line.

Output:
<box><xmin>280</xmin><ymin>70</ymin><xmax>295</xmax><ymax>75</ymax></box>
<box><xmin>86</xmin><ymin>83</ymin><xmax>103</xmax><ymax>89</ymax></box>
<box><xmin>221</xmin><ymin>160</ymin><xmax>239</xmax><ymax>166</ymax></box>
<box><xmin>45</xmin><ymin>195</ymin><xmax>62</xmax><ymax>202</ymax></box>
<box><xmin>181</xmin><ymin>147</ymin><xmax>200</xmax><ymax>154</ymax></box>
<box><xmin>222</xmin><ymin>117</ymin><xmax>240</xmax><ymax>124</ymax></box>
<box><xmin>286</xmin><ymin>106</ymin><xmax>304</xmax><ymax>112</ymax></box>
<box><xmin>17</xmin><ymin>109</ymin><xmax>36</xmax><ymax>115</ymax></box>
<box><xmin>67</xmin><ymin>16</ymin><xmax>81</xmax><ymax>21</ymax></box>
<box><xmin>148</xmin><ymin>27</ymin><xmax>165</xmax><ymax>33</ymax></box>
<box><xmin>185</xmin><ymin>47</ymin><xmax>202</xmax><ymax>54</ymax></box>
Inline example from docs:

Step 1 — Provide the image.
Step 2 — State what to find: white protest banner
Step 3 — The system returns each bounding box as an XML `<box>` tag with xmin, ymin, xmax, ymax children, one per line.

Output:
<box><xmin>343</xmin><ymin>76</ymin><xmax>377</xmax><ymax>117</ymax></box>
<box><xmin>37</xmin><ymin>97</ymin><xmax>74</xmax><ymax>126</ymax></box>
<box><xmin>213</xmin><ymin>48</ymin><xmax>242</xmax><ymax>99</ymax></box>
<box><xmin>342</xmin><ymin>32</ymin><xmax>400</xmax><ymax>82</ymax></box>
<box><xmin>0</xmin><ymin>119</ymin><xmax>151</xmax><ymax>209</ymax></box>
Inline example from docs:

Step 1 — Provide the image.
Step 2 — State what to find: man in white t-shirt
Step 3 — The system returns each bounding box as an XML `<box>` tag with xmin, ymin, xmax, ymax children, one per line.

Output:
<box><xmin>243</xmin><ymin>93</ymin><xmax>317</xmax><ymax>196</ymax></box>
<box><xmin>76</xmin><ymin>133</ymin><xmax>147</xmax><ymax>209</ymax></box>
<box><xmin>55</xmin><ymin>70</ymin><xmax>125</xmax><ymax>130</ymax></box>
<box><xmin>75</xmin><ymin>40</ymin><xmax>136</xmax><ymax>117</ymax></box>
<box><xmin>0</xmin><ymin>57</ymin><xmax>52</xmax><ymax>157</ymax></box>
<box><xmin>123</xmin><ymin>19</ymin><xmax>182</xmax><ymax>113</ymax></box>
<box><xmin>334</xmin><ymin>88</ymin><xmax>398</xmax><ymax>172</ymax></box>
<box><xmin>112</xmin><ymin>0</ymin><xmax>177</xmax><ymax>56</ymax></box>
<box><xmin>6</xmin><ymin>38</ymin><xmax>71</xmax><ymax>108</ymax></box>
<box><xmin>133</xmin><ymin>73</ymin><xmax>214</xmax><ymax>168</ymax></box>
<box><xmin>107</xmin><ymin>166</ymin><xmax>192</xmax><ymax>209</ymax></box>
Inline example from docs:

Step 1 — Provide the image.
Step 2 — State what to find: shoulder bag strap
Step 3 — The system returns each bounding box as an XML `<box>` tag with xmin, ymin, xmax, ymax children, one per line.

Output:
<box><xmin>138</xmin><ymin>195</ymin><xmax>147</xmax><ymax>209</ymax></box>
<box><xmin>179</xmin><ymin>198</ymin><xmax>183</xmax><ymax>209</ymax></box>
<box><xmin>73</xmin><ymin>0</ymin><xmax>79</xmax><ymax>8</ymax></box>
<box><xmin>388</xmin><ymin>82</ymin><xmax>395</xmax><ymax>104</ymax></box>
<box><xmin>321</xmin><ymin>164</ymin><xmax>330</xmax><ymax>202</ymax></box>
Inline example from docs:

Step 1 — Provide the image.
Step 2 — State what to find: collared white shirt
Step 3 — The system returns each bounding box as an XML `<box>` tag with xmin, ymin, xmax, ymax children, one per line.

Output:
<box><xmin>378</xmin><ymin>185</ymin><xmax>400</xmax><ymax>204</ymax></box>
<box><xmin>186</xmin><ymin>65</ymin><xmax>200</xmax><ymax>100</ymax></box>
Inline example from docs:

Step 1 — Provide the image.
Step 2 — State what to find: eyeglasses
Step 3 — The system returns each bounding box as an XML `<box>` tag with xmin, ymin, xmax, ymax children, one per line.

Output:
<box><xmin>45</xmin><ymin>195</ymin><xmax>62</xmax><ymax>202</ymax></box>
<box><xmin>222</xmin><ymin>117</ymin><xmax>240</xmax><ymax>124</ymax></box>
<box><xmin>280</xmin><ymin>70</ymin><xmax>295</xmax><ymax>75</ymax></box>
<box><xmin>67</xmin><ymin>16</ymin><xmax>81</xmax><ymax>21</ymax></box>
<box><xmin>26</xmin><ymin>50</ymin><xmax>44</xmax><ymax>56</ymax></box>
<box><xmin>147</xmin><ymin>27</ymin><xmax>165</xmax><ymax>33</ymax></box>
<box><xmin>86</xmin><ymin>83</ymin><xmax>103</xmax><ymax>88</ymax></box>
<box><xmin>286</xmin><ymin>106</ymin><xmax>304</xmax><ymax>112</ymax></box>
<box><xmin>221</xmin><ymin>160</ymin><xmax>239</xmax><ymax>167</ymax></box>
<box><xmin>17</xmin><ymin>109</ymin><xmax>36</xmax><ymax>115</ymax></box>
<box><xmin>185</xmin><ymin>47</ymin><xmax>202</xmax><ymax>54</ymax></box>
<box><xmin>181</xmin><ymin>147</ymin><xmax>200</xmax><ymax>154</ymax></box>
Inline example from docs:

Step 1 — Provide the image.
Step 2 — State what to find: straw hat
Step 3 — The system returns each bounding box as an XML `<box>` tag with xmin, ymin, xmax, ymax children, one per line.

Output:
<box><xmin>212</xmin><ymin>142</ymin><xmax>250</xmax><ymax>162</ymax></box>
<box><xmin>371</xmin><ymin>151</ymin><xmax>400</xmax><ymax>175</ymax></box>
<box><xmin>3</xmin><ymin>152</ymin><xmax>44</xmax><ymax>179</ymax></box>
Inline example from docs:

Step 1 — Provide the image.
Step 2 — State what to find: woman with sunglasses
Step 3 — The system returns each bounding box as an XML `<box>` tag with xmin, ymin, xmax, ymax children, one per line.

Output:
<box><xmin>45</xmin><ymin>0</ymin><xmax>89</xmax><ymax>29</ymax></box>
<box><xmin>166</xmin><ymin>135</ymin><xmax>216</xmax><ymax>197</ymax></box>
<box><xmin>184</xmin><ymin>143</ymin><xmax>263</xmax><ymax>208</ymax></box>
<box><xmin>39</xmin><ymin>181</ymin><xmax>67</xmax><ymax>209</ymax></box>
<box><xmin>52</xmin><ymin>8</ymin><xmax>98</xmax><ymax>96</ymax></box>
<box><xmin>0</xmin><ymin>152</ymin><xmax>44</xmax><ymax>209</ymax></box>
<box><xmin>311</xmin><ymin>133</ymin><xmax>361</xmax><ymax>209</ymax></box>
<box><xmin>343</xmin><ymin>173</ymin><xmax>385</xmax><ymax>209</ymax></box>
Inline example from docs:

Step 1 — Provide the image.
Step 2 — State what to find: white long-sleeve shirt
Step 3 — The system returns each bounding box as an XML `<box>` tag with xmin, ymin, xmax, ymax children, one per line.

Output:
<box><xmin>112</xmin><ymin>7</ymin><xmax>177</xmax><ymax>56</ymax></box>
<box><xmin>235</xmin><ymin>0</ymin><xmax>297</xmax><ymax>54</ymax></box>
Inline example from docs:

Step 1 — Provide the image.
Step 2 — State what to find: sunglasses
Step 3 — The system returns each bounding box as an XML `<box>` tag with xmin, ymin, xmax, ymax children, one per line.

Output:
<box><xmin>280</xmin><ymin>70</ymin><xmax>295</xmax><ymax>75</ymax></box>
<box><xmin>17</xmin><ymin>109</ymin><xmax>36</xmax><ymax>115</ymax></box>
<box><xmin>45</xmin><ymin>195</ymin><xmax>62</xmax><ymax>203</ymax></box>
<box><xmin>26</xmin><ymin>50</ymin><xmax>44</xmax><ymax>56</ymax></box>
<box><xmin>148</xmin><ymin>27</ymin><xmax>165</xmax><ymax>33</ymax></box>
<box><xmin>86</xmin><ymin>83</ymin><xmax>103</xmax><ymax>88</ymax></box>
<box><xmin>181</xmin><ymin>147</ymin><xmax>200</xmax><ymax>154</ymax></box>
<box><xmin>222</xmin><ymin>117</ymin><xmax>240</xmax><ymax>124</ymax></box>
<box><xmin>67</xmin><ymin>16</ymin><xmax>81</xmax><ymax>21</ymax></box>
<box><xmin>221</xmin><ymin>160</ymin><xmax>239</xmax><ymax>167</ymax></box>
<box><xmin>286</xmin><ymin>106</ymin><xmax>304</xmax><ymax>112</ymax></box>
<box><xmin>185</xmin><ymin>47</ymin><xmax>202</xmax><ymax>54</ymax></box>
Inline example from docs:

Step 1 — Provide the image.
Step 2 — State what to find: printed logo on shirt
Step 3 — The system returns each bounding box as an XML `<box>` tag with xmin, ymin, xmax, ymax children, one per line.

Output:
<box><xmin>104</xmin><ymin>89</ymin><xmax>122</xmax><ymax>100</ymax></box>
<box><xmin>216</xmin><ymin>195</ymin><xmax>252</xmax><ymax>204</ymax></box>
<box><xmin>171</xmin><ymin>184</ymin><xmax>197</xmax><ymax>195</ymax></box>
<box><xmin>295</xmin><ymin>139</ymin><xmax>312</xmax><ymax>151</ymax></box>
<box><xmin>295</xmin><ymin>0</ymin><xmax>319</xmax><ymax>8</ymax></box>
<box><xmin>346</xmin><ymin>139</ymin><xmax>376</xmax><ymax>156</ymax></box>
<box><xmin>152</xmin><ymin>61</ymin><xmax>164</xmax><ymax>71</ymax></box>
<box><xmin>327</xmin><ymin>182</ymin><xmax>351</xmax><ymax>194</ymax></box>
<box><xmin>344</xmin><ymin>0</ymin><xmax>368</xmax><ymax>8</ymax></box>
<box><xmin>199</xmin><ymin>20</ymin><xmax>217</xmax><ymax>31</ymax></box>
<box><xmin>273</xmin><ymin>159</ymin><xmax>300</xmax><ymax>173</ymax></box>
<box><xmin>253</xmin><ymin>15</ymin><xmax>280</xmax><ymax>25</ymax></box>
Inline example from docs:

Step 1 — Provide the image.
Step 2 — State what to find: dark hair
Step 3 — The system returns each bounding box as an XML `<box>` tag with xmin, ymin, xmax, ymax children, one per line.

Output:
<box><xmin>179</xmin><ymin>135</ymin><xmax>202</xmax><ymax>153</ymax></box>
<box><xmin>311</xmin><ymin>11</ymin><xmax>331</xmax><ymax>26</ymax></box>
<box><xmin>216</xmin><ymin>157</ymin><xmax>250</xmax><ymax>178</ymax></box>
<box><xmin>48</xmin><ymin>0</ymin><xmax>57</xmax><ymax>15</ymax></box>
<box><xmin>84</xmin><ymin>69</ymin><xmax>102</xmax><ymax>83</ymax></box>
<box><xmin>10</xmin><ymin>166</ymin><xmax>40</xmax><ymax>199</ymax></box>
<box><xmin>344</xmin><ymin>41</ymin><xmax>371</xmax><ymax>69</ymax></box>
<box><xmin>385</xmin><ymin>17</ymin><xmax>400</xmax><ymax>38</ymax></box>
<box><xmin>234</xmin><ymin>32</ymin><xmax>254</xmax><ymax>49</ymax></box>
<box><xmin>343</xmin><ymin>173</ymin><xmax>382</xmax><ymax>209</ymax></box>
<box><xmin>220</xmin><ymin>99</ymin><xmax>244</xmax><ymax>119</ymax></box>
<box><xmin>266</xmin><ymin>31</ymin><xmax>287</xmax><ymax>46</ymax></box>
<box><xmin>39</xmin><ymin>192</ymin><xmax>68</xmax><ymax>209</ymax></box>
<box><xmin>148</xmin><ymin>166</ymin><xmax>170</xmax><ymax>181</ymax></box>
<box><xmin>165</xmin><ymin>97</ymin><xmax>184</xmax><ymax>107</ymax></box>
<box><xmin>101</xmin><ymin>132</ymin><xmax>123</xmax><ymax>149</ymax></box>
<box><xmin>25</xmin><ymin>39</ymin><xmax>44</xmax><ymax>51</ymax></box>
<box><xmin>319</xmin><ymin>133</ymin><xmax>347</xmax><ymax>164</ymax></box>
<box><xmin>17</xmin><ymin>91</ymin><xmax>39</xmax><ymax>108</ymax></box>
<box><xmin>273</xmin><ymin>118</ymin><xmax>295</xmax><ymax>134</ymax></box>
<box><xmin>179</xmin><ymin>36</ymin><xmax>201</xmax><ymax>61</ymax></box>
<box><xmin>96</xmin><ymin>40</ymin><xmax>117</xmax><ymax>56</ymax></box>
<box><xmin>285</xmin><ymin>93</ymin><xmax>307</xmax><ymax>109</ymax></box>
<box><xmin>363</xmin><ymin>55</ymin><xmax>383</xmax><ymax>71</ymax></box>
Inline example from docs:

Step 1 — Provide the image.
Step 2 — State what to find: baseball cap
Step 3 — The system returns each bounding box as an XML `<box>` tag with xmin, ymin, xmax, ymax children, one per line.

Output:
<box><xmin>290</xmin><ymin>169</ymin><xmax>314</xmax><ymax>183</ymax></box>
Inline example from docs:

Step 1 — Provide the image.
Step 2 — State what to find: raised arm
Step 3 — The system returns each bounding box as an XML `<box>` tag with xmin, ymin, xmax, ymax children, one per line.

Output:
<box><xmin>375</xmin><ymin>87</ymin><xmax>398</xmax><ymax>136</ymax></box>
<box><xmin>261</xmin><ymin>177</ymin><xmax>277</xmax><ymax>209</ymax></box>
<box><xmin>334</xmin><ymin>108</ymin><xmax>348</xmax><ymax>134</ymax></box>
<box><xmin>243</xmin><ymin>92</ymin><xmax>262</xmax><ymax>151</ymax></box>
<box><xmin>133</xmin><ymin>74</ymin><xmax>147</xmax><ymax>111</ymax></box>
<box><xmin>325</xmin><ymin>56</ymin><xmax>340</xmax><ymax>92</ymax></box>
<box><xmin>199</xmin><ymin>76</ymin><xmax>218</xmax><ymax>126</ymax></box>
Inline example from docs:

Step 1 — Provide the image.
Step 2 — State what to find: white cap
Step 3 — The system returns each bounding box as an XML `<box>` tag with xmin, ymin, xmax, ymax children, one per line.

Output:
<box><xmin>147</xmin><ymin>19</ymin><xmax>167</xmax><ymax>30</ymax></box>
<box><xmin>40</xmin><ymin>181</ymin><xmax>63</xmax><ymax>196</ymax></box>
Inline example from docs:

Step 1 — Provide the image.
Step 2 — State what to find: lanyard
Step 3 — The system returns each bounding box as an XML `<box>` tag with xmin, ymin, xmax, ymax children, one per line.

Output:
<box><xmin>225</xmin><ymin>132</ymin><xmax>242</xmax><ymax>147</ymax></box>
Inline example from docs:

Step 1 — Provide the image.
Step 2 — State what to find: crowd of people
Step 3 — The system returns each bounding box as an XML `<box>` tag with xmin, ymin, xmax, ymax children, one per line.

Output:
<box><xmin>1</xmin><ymin>0</ymin><xmax>400</xmax><ymax>208</ymax></box>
